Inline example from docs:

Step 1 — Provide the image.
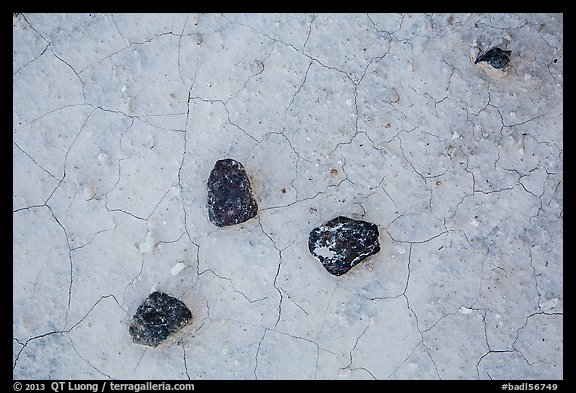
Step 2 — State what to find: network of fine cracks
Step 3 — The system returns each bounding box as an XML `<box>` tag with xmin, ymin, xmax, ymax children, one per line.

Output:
<box><xmin>13</xmin><ymin>13</ymin><xmax>562</xmax><ymax>379</ymax></box>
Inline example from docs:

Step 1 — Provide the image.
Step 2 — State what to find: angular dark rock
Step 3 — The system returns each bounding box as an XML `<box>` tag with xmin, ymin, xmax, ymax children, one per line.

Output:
<box><xmin>475</xmin><ymin>47</ymin><xmax>511</xmax><ymax>69</ymax></box>
<box><xmin>207</xmin><ymin>158</ymin><xmax>258</xmax><ymax>227</ymax></box>
<box><xmin>129</xmin><ymin>291</ymin><xmax>192</xmax><ymax>347</ymax></box>
<box><xmin>308</xmin><ymin>216</ymin><xmax>381</xmax><ymax>276</ymax></box>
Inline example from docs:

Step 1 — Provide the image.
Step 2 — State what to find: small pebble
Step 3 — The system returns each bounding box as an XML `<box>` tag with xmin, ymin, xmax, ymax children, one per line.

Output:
<box><xmin>129</xmin><ymin>292</ymin><xmax>192</xmax><ymax>347</ymax></box>
<box><xmin>171</xmin><ymin>262</ymin><xmax>186</xmax><ymax>276</ymax></box>
<box><xmin>207</xmin><ymin>159</ymin><xmax>258</xmax><ymax>227</ymax></box>
<box><xmin>475</xmin><ymin>47</ymin><xmax>511</xmax><ymax>69</ymax></box>
<box><xmin>308</xmin><ymin>216</ymin><xmax>381</xmax><ymax>276</ymax></box>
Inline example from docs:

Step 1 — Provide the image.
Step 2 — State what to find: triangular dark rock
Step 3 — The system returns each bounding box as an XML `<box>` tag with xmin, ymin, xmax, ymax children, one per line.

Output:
<box><xmin>207</xmin><ymin>158</ymin><xmax>258</xmax><ymax>227</ymax></box>
<box><xmin>475</xmin><ymin>47</ymin><xmax>511</xmax><ymax>69</ymax></box>
<box><xmin>309</xmin><ymin>216</ymin><xmax>381</xmax><ymax>276</ymax></box>
<box><xmin>129</xmin><ymin>292</ymin><xmax>192</xmax><ymax>347</ymax></box>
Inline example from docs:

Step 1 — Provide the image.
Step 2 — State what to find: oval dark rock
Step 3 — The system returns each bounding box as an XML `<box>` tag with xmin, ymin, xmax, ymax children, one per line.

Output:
<box><xmin>309</xmin><ymin>216</ymin><xmax>381</xmax><ymax>276</ymax></box>
<box><xmin>207</xmin><ymin>158</ymin><xmax>258</xmax><ymax>227</ymax></box>
<box><xmin>129</xmin><ymin>291</ymin><xmax>192</xmax><ymax>347</ymax></box>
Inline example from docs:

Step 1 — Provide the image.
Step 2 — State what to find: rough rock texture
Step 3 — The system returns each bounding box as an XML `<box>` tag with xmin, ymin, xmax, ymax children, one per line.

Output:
<box><xmin>13</xmin><ymin>13</ymin><xmax>562</xmax><ymax>380</ymax></box>
<box><xmin>207</xmin><ymin>158</ymin><xmax>258</xmax><ymax>227</ymax></box>
<box><xmin>475</xmin><ymin>47</ymin><xmax>511</xmax><ymax>69</ymax></box>
<box><xmin>129</xmin><ymin>292</ymin><xmax>192</xmax><ymax>347</ymax></box>
<box><xmin>308</xmin><ymin>216</ymin><xmax>381</xmax><ymax>276</ymax></box>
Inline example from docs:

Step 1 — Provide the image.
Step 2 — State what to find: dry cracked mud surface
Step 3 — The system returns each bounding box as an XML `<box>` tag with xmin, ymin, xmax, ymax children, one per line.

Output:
<box><xmin>13</xmin><ymin>13</ymin><xmax>562</xmax><ymax>379</ymax></box>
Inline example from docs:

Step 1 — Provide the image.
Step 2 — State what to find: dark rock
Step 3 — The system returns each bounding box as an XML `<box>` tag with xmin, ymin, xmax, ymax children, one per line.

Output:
<box><xmin>129</xmin><ymin>292</ymin><xmax>192</xmax><ymax>347</ymax></box>
<box><xmin>475</xmin><ymin>47</ymin><xmax>511</xmax><ymax>69</ymax></box>
<box><xmin>207</xmin><ymin>158</ymin><xmax>258</xmax><ymax>227</ymax></box>
<box><xmin>308</xmin><ymin>216</ymin><xmax>381</xmax><ymax>276</ymax></box>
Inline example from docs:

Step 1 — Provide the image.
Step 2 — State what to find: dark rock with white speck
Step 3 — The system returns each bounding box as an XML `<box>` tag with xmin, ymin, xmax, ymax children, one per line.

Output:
<box><xmin>129</xmin><ymin>292</ymin><xmax>192</xmax><ymax>347</ymax></box>
<box><xmin>308</xmin><ymin>216</ymin><xmax>381</xmax><ymax>276</ymax></box>
<box><xmin>207</xmin><ymin>158</ymin><xmax>258</xmax><ymax>227</ymax></box>
<box><xmin>475</xmin><ymin>47</ymin><xmax>511</xmax><ymax>69</ymax></box>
